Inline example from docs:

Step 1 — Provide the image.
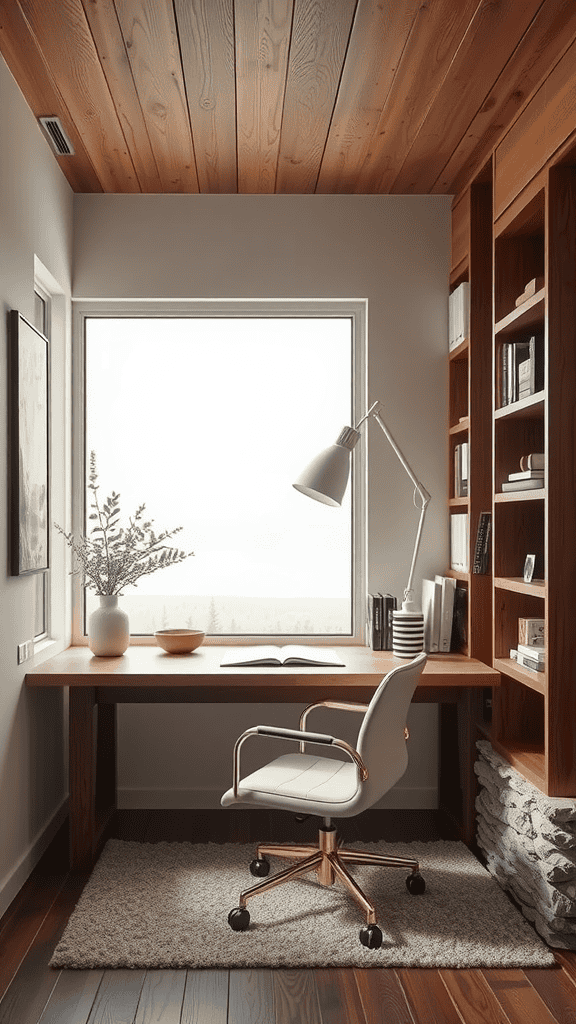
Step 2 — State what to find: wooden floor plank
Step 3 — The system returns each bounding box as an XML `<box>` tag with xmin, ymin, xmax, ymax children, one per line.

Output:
<box><xmin>0</xmin><ymin>825</ymin><xmax>69</xmax><ymax>1001</ymax></box>
<box><xmin>315</xmin><ymin>969</ymin><xmax>367</xmax><ymax>1024</ymax></box>
<box><xmin>180</xmin><ymin>970</ymin><xmax>228</xmax><ymax>1024</ymax></box>
<box><xmin>397</xmin><ymin>968</ymin><xmax>465</xmax><ymax>1024</ymax></box>
<box><xmin>273</xmin><ymin>970</ymin><xmax>321</xmax><ymax>1024</ymax></box>
<box><xmin>0</xmin><ymin>871</ymin><xmax>88</xmax><ymax>1024</ymax></box>
<box><xmin>33</xmin><ymin>970</ymin><xmax>103</xmax><ymax>1024</ymax></box>
<box><xmin>482</xmin><ymin>969</ymin><xmax>560</xmax><ymax>1024</ymax></box>
<box><xmin>553</xmin><ymin>950</ymin><xmax>576</xmax><ymax>989</ymax></box>
<box><xmin>85</xmin><ymin>970</ymin><xmax>146</xmax><ymax>1024</ymax></box>
<box><xmin>354</xmin><ymin>969</ymin><xmax>414</xmax><ymax>1024</ymax></box>
<box><xmin>228</xmin><ymin>969</ymin><xmax>276</xmax><ymax>1024</ymax></box>
<box><xmin>439</xmin><ymin>969</ymin><xmax>512</xmax><ymax>1024</ymax></box>
<box><xmin>524</xmin><ymin>965</ymin><xmax>576</xmax><ymax>1024</ymax></box>
<box><xmin>133</xmin><ymin>970</ymin><xmax>187</xmax><ymax>1024</ymax></box>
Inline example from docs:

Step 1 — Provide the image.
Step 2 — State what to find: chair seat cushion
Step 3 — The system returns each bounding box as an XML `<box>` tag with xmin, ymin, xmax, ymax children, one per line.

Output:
<box><xmin>221</xmin><ymin>752</ymin><xmax>361</xmax><ymax>814</ymax></box>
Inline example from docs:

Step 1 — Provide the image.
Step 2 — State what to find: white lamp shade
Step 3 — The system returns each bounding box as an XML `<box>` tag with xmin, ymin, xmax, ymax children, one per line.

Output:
<box><xmin>293</xmin><ymin>443</ymin><xmax>351</xmax><ymax>506</ymax></box>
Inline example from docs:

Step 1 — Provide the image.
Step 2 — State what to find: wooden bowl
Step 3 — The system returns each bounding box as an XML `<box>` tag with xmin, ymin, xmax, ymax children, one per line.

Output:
<box><xmin>154</xmin><ymin>629</ymin><xmax>205</xmax><ymax>654</ymax></box>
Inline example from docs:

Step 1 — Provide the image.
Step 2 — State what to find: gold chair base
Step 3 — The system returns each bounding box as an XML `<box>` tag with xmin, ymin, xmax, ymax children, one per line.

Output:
<box><xmin>238</xmin><ymin>826</ymin><xmax>420</xmax><ymax>926</ymax></box>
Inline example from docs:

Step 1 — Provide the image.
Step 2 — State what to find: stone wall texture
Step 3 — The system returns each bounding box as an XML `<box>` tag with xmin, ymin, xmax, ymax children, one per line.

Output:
<box><xmin>475</xmin><ymin>740</ymin><xmax>576</xmax><ymax>948</ymax></box>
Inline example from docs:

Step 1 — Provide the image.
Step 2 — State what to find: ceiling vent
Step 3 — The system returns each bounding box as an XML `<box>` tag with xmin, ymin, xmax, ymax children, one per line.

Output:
<box><xmin>38</xmin><ymin>116</ymin><xmax>75</xmax><ymax>156</ymax></box>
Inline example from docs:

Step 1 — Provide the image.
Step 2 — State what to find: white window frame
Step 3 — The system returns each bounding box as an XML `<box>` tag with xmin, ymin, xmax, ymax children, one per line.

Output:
<box><xmin>32</xmin><ymin>283</ymin><xmax>50</xmax><ymax>644</ymax></box>
<box><xmin>71</xmin><ymin>298</ymin><xmax>367</xmax><ymax>645</ymax></box>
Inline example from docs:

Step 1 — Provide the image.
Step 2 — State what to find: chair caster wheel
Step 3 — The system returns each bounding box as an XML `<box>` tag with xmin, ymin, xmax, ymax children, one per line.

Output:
<box><xmin>359</xmin><ymin>924</ymin><xmax>383</xmax><ymax>949</ymax></box>
<box><xmin>406</xmin><ymin>871</ymin><xmax>425</xmax><ymax>895</ymax></box>
<box><xmin>228</xmin><ymin>907</ymin><xmax>250</xmax><ymax>931</ymax></box>
<box><xmin>250</xmin><ymin>857</ymin><xmax>270</xmax><ymax>877</ymax></box>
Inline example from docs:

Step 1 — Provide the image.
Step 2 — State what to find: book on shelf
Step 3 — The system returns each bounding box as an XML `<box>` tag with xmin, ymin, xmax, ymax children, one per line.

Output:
<box><xmin>499</xmin><ymin>334</ymin><xmax>544</xmax><ymax>406</ymax></box>
<box><xmin>517</xmin><ymin>642</ymin><xmax>545</xmax><ymax>662</ymax></box>
<box><xmin>454</xmin><ymin>441</ymin><xmax>468</xmax><ymax>497</ymax></box>
<box><xmin>422</xmin><ymin>578</ymin><xmax>441</xmax><ymax>652</ymax></box>
<box><xmin>448</xmin><ymin>282</ymin><xmax>469</xmax><ymax>351</ymax></box>
<box><xmin>508</xmin><ymin>469</ymin><xmax>544</xmax><ymax>481</ymax></box>
<box><xmin>472</xmin><ymin>511</ymin><xmax>491</xmax><ymax>574</ymax></box>
<box><xmin>220</xmin><ymin>645</ymin><xmax>345</xmax><ymax>668</ymax></box>
<box><xmin>510</xmin><ymin>649</ymin><xmax>545</xmax><ymax>673</ymax></box>
<box><xmin>435</xmin><ymin>574</ymin><xmax>457</xmax><ymax>652</ymax></box>
<box><xmin>450</xmin><ymin>513</ymin><xmax>469</xmax><ymax>572</ymax></box>
<box><xmin>520</xmin><ymin>453</ymin><xmax>544</xmax><ymax>471</ymax></box>
<box><xmin>450</xmin><ymin>585</ymin><xmax>468</xmax><ymax>652</ymax></box>
<box><xmin>501</xmin><ymin>477</ymin><xmax>545</xmax><ymax>492</ymax></box>
<box><xmin>518</xmin><ymin>617</ymin><xmax>545</xmax><ymax>646</ymax></box>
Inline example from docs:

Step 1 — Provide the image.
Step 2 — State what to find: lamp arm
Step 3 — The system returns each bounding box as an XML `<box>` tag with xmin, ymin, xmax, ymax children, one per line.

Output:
<box><xmin>368</xmin><ymin>405</ymin><xmax>431</xmax><ymax>509</ymax></box>
<box><xmin>359</xmin><ymin>402</ymin><xmax>431</xmax><ymax>609</ymax></box>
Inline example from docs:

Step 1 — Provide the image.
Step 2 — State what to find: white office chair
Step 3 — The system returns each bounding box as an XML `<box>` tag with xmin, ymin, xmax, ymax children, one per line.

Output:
<box><xmin>221</xmin><ymin>651</ymin><xmax>427</xmax><ymax>949</ymax></box>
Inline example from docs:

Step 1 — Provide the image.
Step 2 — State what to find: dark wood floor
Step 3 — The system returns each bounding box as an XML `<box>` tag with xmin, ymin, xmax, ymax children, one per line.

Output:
<box><xmin>1</xmin><ymin>809</ymin><xmax>575</xmax><ymax>1024</ymax></box>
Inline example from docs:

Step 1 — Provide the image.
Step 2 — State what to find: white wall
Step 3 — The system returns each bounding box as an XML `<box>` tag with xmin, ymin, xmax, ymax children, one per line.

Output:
<box><xmin>0</xmin><ymin>56</ymin><xmax>73</xmax><ymax>916</ymax></box>
<box><xmin>74</xmin><ymin>193</ymin><xmax>451</xmax><ymax>810</ymax></box>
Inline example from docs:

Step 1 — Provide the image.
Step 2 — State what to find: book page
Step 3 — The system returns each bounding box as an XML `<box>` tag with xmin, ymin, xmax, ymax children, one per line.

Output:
<box><xmin>220</xmin><ymin>646</ymin><xmax>281</xmax><ymax>666</ymax></box>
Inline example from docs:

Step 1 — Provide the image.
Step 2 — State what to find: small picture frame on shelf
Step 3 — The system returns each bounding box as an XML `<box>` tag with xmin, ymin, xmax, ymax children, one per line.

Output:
<box><xmin>523</xmin><ymin>554</ymin><xmax>536</xmax><ymax>583</ymax></box>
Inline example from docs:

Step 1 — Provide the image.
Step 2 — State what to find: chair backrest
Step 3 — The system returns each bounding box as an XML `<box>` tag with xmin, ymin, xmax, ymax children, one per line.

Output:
<box><xmin>354</xmin><ymin>652</ymin><xmax>427</xmax><ymax>814</ymax></box>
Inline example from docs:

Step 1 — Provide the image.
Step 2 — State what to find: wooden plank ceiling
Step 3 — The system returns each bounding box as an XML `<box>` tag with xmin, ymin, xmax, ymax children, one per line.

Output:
<box><xmin>1</xmin><ymin>0</ymin><xmax>575</xmax><ymax>195</ymax></box>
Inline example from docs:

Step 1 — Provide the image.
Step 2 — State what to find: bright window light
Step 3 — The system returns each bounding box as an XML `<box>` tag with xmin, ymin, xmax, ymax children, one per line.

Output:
<box><xmin>84</xmin><ymin>315</ymin><xmax>355</xmax><ymax>637</ymax></box>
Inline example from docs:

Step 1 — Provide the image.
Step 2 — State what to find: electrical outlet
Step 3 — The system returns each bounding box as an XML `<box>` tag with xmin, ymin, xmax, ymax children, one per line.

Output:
<box><xmin>17</xmin><ymin>640</ymin><xmax>34</xmax><ymax>665</ymax></box>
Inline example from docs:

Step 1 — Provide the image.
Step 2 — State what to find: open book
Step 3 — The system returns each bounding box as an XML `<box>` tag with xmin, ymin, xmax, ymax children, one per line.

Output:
<box><xmin>220</xmin><ymin>645</ymin><xmax>345</xmax><ymax>668</ymax></box>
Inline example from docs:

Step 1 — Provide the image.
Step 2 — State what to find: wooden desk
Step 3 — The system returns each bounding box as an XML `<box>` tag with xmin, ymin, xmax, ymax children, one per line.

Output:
<box><xmin>26</xmin><ymin>645</ymin><xmax>499</xmax><ymax>870</ymax></box>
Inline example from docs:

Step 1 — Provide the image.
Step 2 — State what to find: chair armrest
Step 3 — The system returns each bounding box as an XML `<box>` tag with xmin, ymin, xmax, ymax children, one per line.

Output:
<box><xmin>232</xmin><ymin>725</ymin><xmax>368</xmax><ymax>797</ymax></box>
<box><xmin>299</xmin><ymin>700</ymin><xmax>370</xmax><ymax>753</ymax></box>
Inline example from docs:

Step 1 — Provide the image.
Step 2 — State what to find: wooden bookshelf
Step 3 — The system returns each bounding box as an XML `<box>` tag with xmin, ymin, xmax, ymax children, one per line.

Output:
<box><xmin>448</xmin><ymin>173</ymin><xmax>493</xmax><ymax>667</ymax></box>
<box><xmin>450</xmin><ymin>94</ymin><xmax>576</xmax><ymax>798</ymax></box>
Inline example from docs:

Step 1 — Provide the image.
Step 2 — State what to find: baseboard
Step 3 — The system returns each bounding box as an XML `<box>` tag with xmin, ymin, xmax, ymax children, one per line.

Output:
<box><xmin>118</xmin><ymin>787</ymin><xmax>438</xmax><ymax>811</ymax></box>
<box><xmin>0</xmin><ymin>797</ymin><xmax>69</xmax><ymax>921</ymax></box>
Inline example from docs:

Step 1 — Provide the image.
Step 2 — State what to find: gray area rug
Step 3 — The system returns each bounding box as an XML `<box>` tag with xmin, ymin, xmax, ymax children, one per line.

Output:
<box><xmin>51</xmin><ymin>838</ymin><xmax>555</xmax><ymax>969</ymax></box>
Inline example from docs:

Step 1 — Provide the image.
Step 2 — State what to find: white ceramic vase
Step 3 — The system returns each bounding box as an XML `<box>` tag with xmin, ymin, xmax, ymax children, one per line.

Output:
<box><xmin>88</xmin><ymin>595</ymin><xmax>130</xmax><ymax>656</ymax></box>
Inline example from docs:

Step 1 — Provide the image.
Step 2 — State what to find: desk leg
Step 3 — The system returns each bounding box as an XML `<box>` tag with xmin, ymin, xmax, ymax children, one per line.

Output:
<box><xmin>69</xmin><ymin>687</ymin><xmax>96</xmax><ymax>872</ymax></box>
<box><xmin>96</xmin><ymin>703</ymin><xmax>117</xmax><ymax>817</ymax></box>
<box><xmin>457</xmin><ymin>689</ymin><xmax>482</xmax><ymax>846</ymax></box>
<box><xmin>439</xmin><ymin>690</ymin><xmax>483</xmax><ymax>846</ymax></box>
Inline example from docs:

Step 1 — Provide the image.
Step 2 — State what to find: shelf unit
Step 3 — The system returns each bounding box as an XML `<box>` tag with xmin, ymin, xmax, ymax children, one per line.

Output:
<box><xmin>451</xmin><ymin>151</ymin><xmax>576</xmax><ymax>798</ymax></box>
<box><xmin>441</xmin><ymin>169</ymin><xmax>494</xmax><ymax>838</ymax></box>
<box><xmin>447</xmin><ymin>169</ymin><xmax>493</xmax><ymax>666</ymax></box>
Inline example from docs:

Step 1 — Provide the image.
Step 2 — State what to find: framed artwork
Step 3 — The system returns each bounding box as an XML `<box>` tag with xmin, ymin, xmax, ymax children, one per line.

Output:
<box><xmin>9</xmin><ymin>310</ymin><xmax>49</xmax><ymax>575</ymax></box>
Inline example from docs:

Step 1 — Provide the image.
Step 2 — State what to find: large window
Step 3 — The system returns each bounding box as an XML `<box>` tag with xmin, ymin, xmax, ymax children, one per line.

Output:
<box><xmin>75</xmin><ymin>301</ymin><xmax>365</xmax><ymax>641</ymax></box>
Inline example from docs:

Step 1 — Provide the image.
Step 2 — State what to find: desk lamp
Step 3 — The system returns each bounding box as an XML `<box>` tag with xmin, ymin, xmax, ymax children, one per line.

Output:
<box><xmin>293</xmin><ymin>400</ymin><xmax>431</xmax><ymax>657</ymax></box>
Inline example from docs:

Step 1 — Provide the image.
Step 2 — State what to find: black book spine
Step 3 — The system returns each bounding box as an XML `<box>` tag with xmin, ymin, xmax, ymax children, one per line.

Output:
<box><xmin>381</xmin><ymin>593</ymin><xmax>397</xmax><ymax>650</ymax></box>
<box><xmin>373</xmin><ymin>595</ymin><xmax>383</xmax><ymax>650</ymax></box>
<box><xmin>473</xmin><ymin>512</ymin><xmax>491</xmax><ymax>574</ymax></box>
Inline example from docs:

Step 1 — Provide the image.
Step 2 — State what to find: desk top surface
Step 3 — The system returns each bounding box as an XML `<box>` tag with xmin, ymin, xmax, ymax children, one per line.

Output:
<box><xmin>25</xmin><ymin>644</ymin><xmax>499</xmax><ymax>689</ymax></box>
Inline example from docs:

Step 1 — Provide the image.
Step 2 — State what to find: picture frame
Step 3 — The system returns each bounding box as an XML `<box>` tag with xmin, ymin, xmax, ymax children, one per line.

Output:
<box><xmin>523</xmin><ymin>553</ymin><xmax>536</xmax><ymax>584</ymax></box>
<box><xmin>9</xmin><ymin>310</ymin><xmax>49</xmax><ymax>576</ymax></box>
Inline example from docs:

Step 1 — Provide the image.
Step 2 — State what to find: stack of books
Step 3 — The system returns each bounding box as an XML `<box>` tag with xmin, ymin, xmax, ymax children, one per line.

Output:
<box><xmin>510</xmin><ymin>616</ymin><xmax>545</xmax><ymax>673</ymax></box>
<box><xmin>501</xmin><ymin>452</ymin><xmax>544</xmax><ymax>493</ymax></box>
<box><xmin>367</xmin><ymin>593</ymin><xmax>396</xmax><ymax>650</ymax></box>
<box><xmin>448</xmin><ymin>282</ymin><xmax>469</xmax><ymax>351</ymax></box>
<box><xmin>499</xmin><ymin>334</ymin><xmax>544</xmax><ymax>406</ymax></box>
<box><xmin>422</xmin><ymin>576</ymin><xmax>466</xmax><ymax>653</ymax></box>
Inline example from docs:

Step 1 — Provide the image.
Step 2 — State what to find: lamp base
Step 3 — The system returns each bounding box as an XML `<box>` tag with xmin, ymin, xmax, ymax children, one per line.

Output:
<box><xmin>392</xmin><ymin>608</ymin><xmax>424</xmax><ymax>659</ymax></box>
